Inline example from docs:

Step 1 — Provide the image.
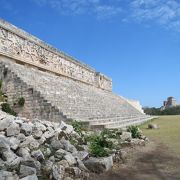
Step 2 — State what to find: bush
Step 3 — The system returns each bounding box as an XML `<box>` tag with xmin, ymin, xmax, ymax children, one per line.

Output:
<box><xmin>144</xmin><ymin>106</ymin><xmax>180</xmax><ymax>115</ymax></box>
<box><xmin>89</xmin><ymin>132</ymin><xmax>113</xmax><ymax>157</ymax></box>
<box><xmin>0</xmin><ymin>94</ymin><xmax>5</xmax><ymax>102</ymax></box>
<box><xmin>101</xmin><ymin>128</ymin><xmax>122</xmax><ymax>139</ymax></box>
<box><xmin>71</xmin><ymin>120</ymin><xmax>83</xmax><ymax>136</ymax></box>
<box><xmin>18</xmin><ymin>97</ymin><xmax>25</xmax><ymax>107</ymax></box>
<box><xmin>127</xmin><ymin>125</ymin><xmax>141</xmax><ymax>139</ymax></box>
<box><xmin>1</xmin><ymin>103</ymin><xmax>17</xmax><ymax>116</ymax></box>
<box><xmin>90</xmin><ymin>142</ymin><xmax>109</xmax><ymax>157</ymax></box>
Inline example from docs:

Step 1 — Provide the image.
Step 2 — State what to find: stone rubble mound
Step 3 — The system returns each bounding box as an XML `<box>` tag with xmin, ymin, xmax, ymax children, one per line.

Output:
<box><xmin>0</xmin><ymin>109</ymin><xmax>148</xmax><ymax>180</ymax></box>
<box><xmin>0</xmin><ymin>110</ymin><xmax>91</xmax><ymax>180</ymax></box>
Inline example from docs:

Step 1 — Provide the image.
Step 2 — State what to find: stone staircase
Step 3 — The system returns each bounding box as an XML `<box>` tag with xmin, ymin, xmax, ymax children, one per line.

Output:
<box><xmin>0</xmin><ymin>59</ymin><xmax>152</xmax><ymax>128</ymax></box>
<box><xmin>0</xmin><ymin>62</ymin><xmax>67</xmax><ymax>122</ymax></box>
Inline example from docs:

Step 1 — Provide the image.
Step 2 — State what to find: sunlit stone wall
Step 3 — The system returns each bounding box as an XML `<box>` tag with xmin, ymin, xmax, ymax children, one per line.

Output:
<box><xmin>0</xmin><ymin>19</ymin><xmax>112</xmax><ymax>91</ymax></box>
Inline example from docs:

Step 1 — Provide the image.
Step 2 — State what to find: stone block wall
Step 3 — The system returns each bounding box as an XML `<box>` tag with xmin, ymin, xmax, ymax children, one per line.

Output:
<box><xmin>0</xmin><ymin>61</ymin><xmax>66</xmax><ymax>122</ymax></box>
<box><xmin>0</xmin><ymin>19</ymin><xmax>112</xmax><ymax>91</ymax></box>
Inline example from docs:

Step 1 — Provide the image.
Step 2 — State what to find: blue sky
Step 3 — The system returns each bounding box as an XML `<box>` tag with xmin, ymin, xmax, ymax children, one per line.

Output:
<box><xmin>0</xmin><ymin>0</ymin><xmax>180</xmax><ymax>107</ymax></box>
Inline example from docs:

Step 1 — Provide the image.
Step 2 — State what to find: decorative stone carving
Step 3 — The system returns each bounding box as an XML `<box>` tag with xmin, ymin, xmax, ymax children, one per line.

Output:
<box><xmin>0</xmin><ymin>19</ymin><xmax>112</xmax><ymax>91</ymax></box>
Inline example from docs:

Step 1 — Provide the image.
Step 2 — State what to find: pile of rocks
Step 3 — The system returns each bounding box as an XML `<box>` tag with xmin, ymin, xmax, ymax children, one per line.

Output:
<box><xmin>0</xmin><ymin>110</ymin><xmax>148</xmax><ymax>180</ymax></box>
<box><xmin>0</xmin><ymin>110</ymin><xmax>90</xmax><ymax>180</ymax></box>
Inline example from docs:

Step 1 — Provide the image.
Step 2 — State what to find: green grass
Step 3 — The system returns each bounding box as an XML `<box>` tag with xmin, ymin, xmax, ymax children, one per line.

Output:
<box><xmin>139</xmin><ymin>115</ymin><xmax>180</xmax><ymax>156</ymax></box>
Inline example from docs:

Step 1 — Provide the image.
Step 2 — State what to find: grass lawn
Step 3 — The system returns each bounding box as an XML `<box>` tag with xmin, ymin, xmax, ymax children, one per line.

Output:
<box><xmin>139</xmin><ymin>115</ymin><xmax>180</xmax><ymax>156</ymax></box>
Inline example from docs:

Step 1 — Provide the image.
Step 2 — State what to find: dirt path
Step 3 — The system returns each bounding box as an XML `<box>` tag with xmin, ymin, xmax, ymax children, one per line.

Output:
<box><xmin>90</xmin><ymin>141</ymin><xmax>180</xmax><ymax>180</ymax></box>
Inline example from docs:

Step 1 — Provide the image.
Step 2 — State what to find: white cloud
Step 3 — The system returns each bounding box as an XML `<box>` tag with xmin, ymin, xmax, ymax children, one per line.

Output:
<box><xmin>31</xmin><ymin>0</ymin><xmax>122</xmax><ymax>18</ymax></box>
<box><xmin>24</xmin><ymin>0</ymin><xmax>180</xmax><ymax>33</ymax></box>
<box><xmin>95</xmin><ymin>5</ymin><xmax>122</xmax><ymax>19</ymax></box>
<box><xmin>130</xmin><ymin>0</ymin><xmax>180</xmax><ymax>32</ymax></box>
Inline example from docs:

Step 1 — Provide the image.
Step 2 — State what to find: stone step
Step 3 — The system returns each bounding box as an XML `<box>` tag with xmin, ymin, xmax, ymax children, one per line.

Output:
<box><xmin>104</xmin><ymin>117</ymin><xmax>153</xmax><ymax>129</ymax></box>
<box><xmin>0</xmin><ymin>60</ymin><xmax>151</xmax><ymax>128</ymax></box>
<box><xmin>66</xmin><ymin>113</ymin><xmax>145</xmax><ymax>120</ymax></box>
<box><xmin>89</xmin><ymin>116</ymin><xmax>147</xmax><ymax>126</ymax></box>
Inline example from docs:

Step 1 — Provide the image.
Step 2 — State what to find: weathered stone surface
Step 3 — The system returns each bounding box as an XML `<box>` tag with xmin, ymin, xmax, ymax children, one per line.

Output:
<box><xmin>43</xmin><ymin>147</ymin><xmax>51</xmax><ymax>158</ymax></box>
<box><xmin>31</xmin><ymin>150</ymin><xmax>45</xmax><ymax>162</ymax></box>
<box><xmin>73</xmin><ymin>151</ymin><xmax>89</xmax><ymax>161</ymax></box>
<box><xmin>64</xmin><ymin>177</ymin><xmax>73</xmax><ymax>180</ymax></box>
<box><xmin>130</xmin><ymin>138</ymin><xmax>145</xmax><ymax>146</ymax></box>
<box><xmin>0</xmin><ymin>18</ymin><xmax>153</xmax><ymax>131</ymax></box>
<box><xmin>64</xmin><ymin>154</ymin><xmax>77</xmax><ymax>166</ymax></box>
<box><xmin>0</xmin><ymin>108</ymin><xmax>148</xmax><ymax>179</ymax></box>
<box><xmin>5</xmin><ymin>156</ymin><xmax>22</xmax><ymax>170</ymax></box>
<box><xmin>17</xmin><ymin>133</ymin><xmax>26</xmax><ymax>142</ymax></box>
<box><xmin>52</xmin><ymin>163</ymin><xmax>65</xmax><ymax>180</ymax></box>
<box><xmin>113</xmin><ymin>150</ymin><xmax>128</xmax><ymax>163</ymax></box>
<box><xmin>37</xmin><ymin>136</ymin><xmax>46</xmax><ymax>145</ymax></box>
<box><xmin>76</xmin><ymin>157</ymin><xmax>89</xmax><ymax>172</ymax></box>
<box><xmin>58</xmin><ymin>122</ymin><xmax>74</xmax><ymax>135</ymax></box>
<box><xmin>33</xmin><ymin>122</ymin><xmax>46</xmax><ymax>132</ymax></box>
<box><xmin>14</xmin><ymin>118</ymin><xmax>24</xmax><ymax>126</ymax></box>
<box><xmin>65</xmin><ymin>167</ymin><xmax>81</xmax><ymax>178</ymax></box>
<box><xmin>0</xmin><ymin>113</ymin><xmax>7</xmax><ymax>120</ymax></box>
<box><xmin>0</xmin><ymin>159</ymin><xmax>5</xmax><ymax>170</ymax></box>
<box><xmin>49</xmin><ymin>156</ymin><xmax>55</xmax><ymax>162</ymax></box>
<box><xmin>0</xmin><ymin>117</ymin><xmax>13</xmax><ymax>131</ymax></box>
<box><xmin>32</xmin><ymin>130</ymin><xmax>43</xmax><ymax>139</ymax></box>
<box><xmin>41</xmin><ymin>160</ymin><xmax>53</xmax><ymax>176</ymax></box>
<box><xmin>21</xmin><ymin>123</ymin><xmax>32</xmax><ymax>136</ymax></box>
<box><xmin>60</xmin><ymin>139</ymin><xmax>77</xmax><ymax>153</ymax></box>
<box><xmin>0</xmin><ymin>170</ymin><xmax>17</xmax><ymax>180</ymax></box>
<box><xmin>57</xmin><ymin>131</ymin><xmax>69</xmax><ymax>140</ymax></box>
<box><xmin>120</xmin><ymin>132</ymin><xmax>132</xmax><ymax>141</ymax></box>
<box><xmin>43</xmin><ymin>129</ymin><xmax>54</xmax><ymax>139</ymax></box>
<box><xmin>42</xmin><ymin>121</ymin><xmax>53</xmax><ymax>128</ymax></box>
<box><xmin>20</xmin><ymin>136</ymin><xmax>39</xmax><ymax>150</ymax></box>
<box><xmin>148</xmin><ymin>123</ymin><xmax>158</xmax><ymax>129</ymax></box>
<box><xmin>2</xmin><ymin>150</ymin><xmax>17</xmax><ymax>162</ymax></box>
<box><xmin>51</xmin><ymin>139</ymin><xmax>64</xmax><ymax>150</ymax></box>
<box><xmin>20</xmin><ymin>174</ymin><xmax>38</xmax><ymax>180</ymax></box>
<box><xmin>8</xmin><ymin>137</ymin><xmax>20</xmax><ymax>150</ymax></box>
<box><xmin>58</xmin><ymin>160</ymin><xmax>69</xmax><ymax>168</ymax></box>
<box><xmin>0</xmin><ymin>19</ymin><xmax>114</xmax><ymax>92</ymax></box>
<box><xmin>0</xmin><ymin>135</ymin><xmax>10</xmax><ymax>152</ymax></box>
<box><xmin>17</xmin><ymin>147</ymin><xmax>31</xmax><ymax>160</ymax></box>
<box><xmin>21</xmin><ymin>160</ymin><xmax>41</xmax><ymax>175</ymax></box>
<box><xmin>6</xmin><ymin>123</ymin><xmax>20</xmax><ymax>137</ymax></box>
<box><xmin>84</xmin><ymin>156</ymin><xmax>113</xmax><ymax>173</ymax></box>
<box><xmin>54</xmin><ymin>149</ymin><xmax>67</xmax><ymax>160</ymax></box>
<box><xmin>19</xmin><ymin>165</ymin><xmax>36</xmax><ymax>178</ymax></box>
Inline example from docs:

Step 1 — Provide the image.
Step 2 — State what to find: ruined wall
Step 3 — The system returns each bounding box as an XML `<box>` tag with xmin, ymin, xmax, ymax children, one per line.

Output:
<box><xmin>0</xmin><ymin>19</ymin><xmax>112</xmax><ymax>91</ymax></box>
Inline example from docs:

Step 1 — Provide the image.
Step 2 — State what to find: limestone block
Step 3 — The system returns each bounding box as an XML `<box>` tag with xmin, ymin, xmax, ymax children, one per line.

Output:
<box><xmin>84</xmin><ymin>156</ymin><xmax>113</xmax><ymax>173</ymax></box>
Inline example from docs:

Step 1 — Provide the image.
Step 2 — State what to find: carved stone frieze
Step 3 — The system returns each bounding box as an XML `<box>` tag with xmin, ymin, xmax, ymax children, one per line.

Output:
<box><xmin>0</xmin><ymin>19</ymin><xmax>112</xmax><ymax>91</ymax></box>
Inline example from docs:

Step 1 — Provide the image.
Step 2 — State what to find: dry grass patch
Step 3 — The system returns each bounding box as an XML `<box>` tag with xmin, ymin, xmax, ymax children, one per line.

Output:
<box><xmin>139</xmin><ymin>115</ymin><xmax>180</xmax><ymax>156</ymax></box>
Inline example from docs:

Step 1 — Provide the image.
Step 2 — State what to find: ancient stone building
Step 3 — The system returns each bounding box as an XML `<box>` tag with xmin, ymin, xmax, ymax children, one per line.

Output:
<box><xmin>0</xmin><ymin>19</ymin><xmax>152</xmax><ymax>128</ymax></box>
<box><xmin>162</xmin><ymin>97</ymin><xmax>178</xmax><ymax>110</ymax></box>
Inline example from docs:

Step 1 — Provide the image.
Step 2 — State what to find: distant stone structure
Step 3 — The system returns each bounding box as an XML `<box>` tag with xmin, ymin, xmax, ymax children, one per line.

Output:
<box><xmin>0</xmin><ymin>19</ymin><xmax>152</xmax><ymax>128</ymax></box>
<box><xmin>161</xmin><ymin>97</ymin><xmax>178</xmax><ymax>110</ymax></box>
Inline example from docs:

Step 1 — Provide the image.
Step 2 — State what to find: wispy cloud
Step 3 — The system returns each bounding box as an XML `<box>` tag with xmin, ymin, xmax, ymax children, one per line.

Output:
<box><xmin>130</xmin><ymin>0</ymin><xmax>180</xmax><ymax>33</ymax></box>
<box><xmin>2</xmin><ymin>0</ymin><xmax>180</xmax><ymax>34</ymax></box>
<box><xmin>31</xmin><ymin>0</ymin><xmax>122</xmax><ymax>19</ymax></box>
<box><xmin>95</xmin><ymin>5</ymin><xmax>122</xmax><ymax>19</ymax></box>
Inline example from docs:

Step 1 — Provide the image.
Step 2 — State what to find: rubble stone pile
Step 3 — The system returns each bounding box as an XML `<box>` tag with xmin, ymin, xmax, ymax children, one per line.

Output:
<box><xmin>0</xmin><ymin>109</ymin><xmax>148</xmax><ymax>180</ymax></box>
